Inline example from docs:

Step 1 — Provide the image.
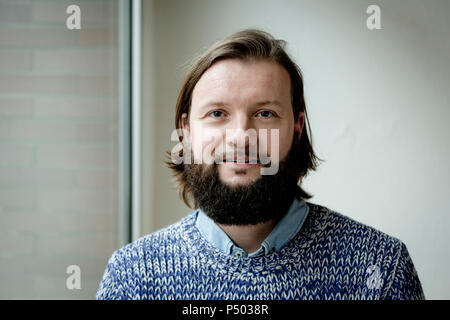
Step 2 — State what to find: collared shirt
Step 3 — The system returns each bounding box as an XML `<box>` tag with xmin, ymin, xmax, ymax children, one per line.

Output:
<box><xmin>194</xmin><ymin>198</ymin><xmax>309</xmax><ymax>258</ymax></box>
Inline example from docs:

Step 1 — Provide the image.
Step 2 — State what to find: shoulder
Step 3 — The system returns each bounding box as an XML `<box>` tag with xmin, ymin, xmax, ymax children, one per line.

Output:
<box><xmin>114</xmin><ymin>212</ymin><xmax>196</xmax><ymax>261</ymax></box>
<box><xmin>305</xmin><ymin>201</ymin><xmax>404</xmax><ymax>252</ymax></box>
<box><xmin>305</xmin><ymin>202</ymin><xmax>424</xmax><ymax>299</ymax></box>
<box><xmin>96</xmin><ymin>212</ymin><xmax>197</xmax><ymax>299</ymax></box>
<box><xmin>303</xmin><ymin>202</ymin><xmax>405</xmax><ymax>279</ymax></box>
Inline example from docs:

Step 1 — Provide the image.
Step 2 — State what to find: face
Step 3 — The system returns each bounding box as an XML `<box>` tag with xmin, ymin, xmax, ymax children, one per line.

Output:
<box><xmin>182</xmin><ymin>59</ymin><xmax>304</xmax><ymax>187</ymax></box>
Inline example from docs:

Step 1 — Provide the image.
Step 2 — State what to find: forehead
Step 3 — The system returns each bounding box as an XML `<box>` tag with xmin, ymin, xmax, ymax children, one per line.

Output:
<box><xmin>191</xmin><ymin>58</ymin><xmax>291</xmax><ymax>109</ymax></box>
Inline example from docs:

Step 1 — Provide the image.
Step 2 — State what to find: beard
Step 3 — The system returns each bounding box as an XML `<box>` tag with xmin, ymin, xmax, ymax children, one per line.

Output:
<box><xmin>183</xmin><ymin>139</ymin><xmax>302</xmax><ymax>226</ymax></box>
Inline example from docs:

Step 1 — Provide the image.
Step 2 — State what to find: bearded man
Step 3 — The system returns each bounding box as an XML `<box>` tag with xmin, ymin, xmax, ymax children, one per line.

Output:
<box><xmin>96</xmin><ymin>29</ymin><xmax>424</xmax><ymax>300</ymax></box>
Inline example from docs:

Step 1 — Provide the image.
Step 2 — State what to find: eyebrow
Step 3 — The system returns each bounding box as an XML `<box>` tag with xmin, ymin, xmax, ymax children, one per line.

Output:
<box><xmin>198</xmin><ymin>100</ymin><xmax>283</xmax><ymax>111</ymax></box>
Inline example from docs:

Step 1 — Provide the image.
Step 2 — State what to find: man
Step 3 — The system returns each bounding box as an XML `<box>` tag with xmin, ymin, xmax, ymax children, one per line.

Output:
<box><xmin>96</xmin><ymin>29</ymin><xmax>425</xmax><ymax>300</ymax></box>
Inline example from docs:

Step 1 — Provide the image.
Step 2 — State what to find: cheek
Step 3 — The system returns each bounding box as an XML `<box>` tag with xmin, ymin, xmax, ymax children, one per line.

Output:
<box><xmin>263</xmin><ymin>126</ymin><xmax>293</xmax><ymax>160</ymax></box>
<box><xmin>191</xmin><ymin>127</ymin><xmax>223</xmax><ymax>161</ymax></box>
<box><xmin>188</xmin><ymin>128</ymin><xmax>202</xmax><ymax>161</ymax></box>
<box><xmin>280</xmin><ymin>127</ymin><xmax>294</xmax><ymax>158</ymax></box>
<box><xmin>259</xmin><ymin>126</ymin><xmax>294</xmax><ymax>159</ymax></box>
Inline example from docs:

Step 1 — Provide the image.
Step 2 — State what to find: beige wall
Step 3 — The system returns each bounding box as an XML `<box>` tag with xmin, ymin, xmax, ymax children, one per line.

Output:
<box><xmin>0</xmin><ymin>0</ymin><xmax>121</xmax><ymax>299</ymax></box>
<box><xmin>142</xmin><ymin>0</ymin><xmax>450</xmax><ymax>299</ymax></box>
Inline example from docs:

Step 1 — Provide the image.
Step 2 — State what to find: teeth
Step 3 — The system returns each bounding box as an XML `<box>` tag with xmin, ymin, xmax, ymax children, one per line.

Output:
<box><xmin>232</xmin><ymin>160</ymin><xmax>257</xmax><ymax>163</ymax></box>
<box><xmin>223</xmin><ymin>157</ymin><xmax>259</xmax><ymax>163</ymax></box>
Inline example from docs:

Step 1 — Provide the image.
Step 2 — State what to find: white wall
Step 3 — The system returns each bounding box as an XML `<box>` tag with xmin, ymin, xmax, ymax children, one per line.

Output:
<box><xmin>142</xmin><ymin>0</ymin><xmax>450</xmax><ymax>299</ymax></box>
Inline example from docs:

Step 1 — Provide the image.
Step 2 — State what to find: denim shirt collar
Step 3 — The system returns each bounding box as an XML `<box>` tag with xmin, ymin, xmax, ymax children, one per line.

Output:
<box><xmin>194</xmin><ymin>198</ymin><xmax>309</xmax><ymax>258</ymax></box>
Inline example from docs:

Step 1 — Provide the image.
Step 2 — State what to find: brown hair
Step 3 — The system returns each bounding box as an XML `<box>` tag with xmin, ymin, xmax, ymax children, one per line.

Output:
<box><xmin>166</xmin><ymin>29</ymin><xmax>322</xmax><ymax>208</ymax></box>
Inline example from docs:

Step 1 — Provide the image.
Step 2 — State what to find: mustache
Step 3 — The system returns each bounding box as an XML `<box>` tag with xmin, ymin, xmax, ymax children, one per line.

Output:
<box><xmin>213</xmin><ymin>150</ymin><xmax>272</xmax><ymax>163</ymax></box>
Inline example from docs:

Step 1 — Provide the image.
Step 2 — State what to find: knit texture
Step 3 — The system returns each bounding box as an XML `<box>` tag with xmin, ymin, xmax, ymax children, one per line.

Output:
<box><xmin>96</xmin><ymin>202</ymin><xmax>425</xmax><ymax>300</ymax></box>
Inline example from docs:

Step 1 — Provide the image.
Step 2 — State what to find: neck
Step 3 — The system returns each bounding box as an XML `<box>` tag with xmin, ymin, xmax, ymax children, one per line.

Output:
<box><xmin>217</xmin><ymin>218</ymin><xmax>278</xmax><ymax>254</ymax></box>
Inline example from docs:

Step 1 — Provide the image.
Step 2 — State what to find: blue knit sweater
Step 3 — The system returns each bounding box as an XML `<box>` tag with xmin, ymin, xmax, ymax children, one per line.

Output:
<box><xmin>96</xmin><ymin>202</ymin><xmax>425</xmax><ymax>300</ymax></box>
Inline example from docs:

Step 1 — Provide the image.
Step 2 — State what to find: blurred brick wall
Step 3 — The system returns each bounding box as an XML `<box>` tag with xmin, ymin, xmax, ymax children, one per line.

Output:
<box><xmin>0</xmin><ymin>0</ymin><xmax>121</xmax><ymax>299</ymax></box>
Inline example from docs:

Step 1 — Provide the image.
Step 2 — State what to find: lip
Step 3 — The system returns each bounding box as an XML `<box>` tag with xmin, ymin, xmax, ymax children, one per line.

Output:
<box><xmin>222</xmin><ymin>161</ymin><xmax>260</xmax><ymax>169</ymax></box>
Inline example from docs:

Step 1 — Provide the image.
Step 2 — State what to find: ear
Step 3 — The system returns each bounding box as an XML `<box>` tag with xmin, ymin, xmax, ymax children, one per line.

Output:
<box><xmin>294</xmin><ymin>111</ymin><xmax>305</xmax><ymax>143</ymax></box>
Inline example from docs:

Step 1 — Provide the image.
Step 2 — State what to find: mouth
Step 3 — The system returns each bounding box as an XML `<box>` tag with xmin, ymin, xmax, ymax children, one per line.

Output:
<box><xmin>220</xmin><ymin>154</ymin><xmax>260</xmax><ymax>163</ymax></box>
<box><xmin>223</xmin><ymin>158</ymin><xmax>260</xmax><ymax>163</ymax></box>
<box><xmin>222</xmin><ymin>158</ymin><xmax>260</xmax><ymax>169</ymax></box>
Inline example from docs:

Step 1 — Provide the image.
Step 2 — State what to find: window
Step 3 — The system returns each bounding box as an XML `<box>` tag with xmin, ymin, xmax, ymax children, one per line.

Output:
<box><xmin>0</xmin><ymin>0</ymin><xmax>131</xmax><ymax>299</ymax></box>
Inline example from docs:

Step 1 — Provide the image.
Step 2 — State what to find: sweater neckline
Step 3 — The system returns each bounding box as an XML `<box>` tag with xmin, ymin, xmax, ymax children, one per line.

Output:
<box><xmin>179</xmin><ymin>201</ymin><xmax>330</xmax><ymax>272</ymax></box>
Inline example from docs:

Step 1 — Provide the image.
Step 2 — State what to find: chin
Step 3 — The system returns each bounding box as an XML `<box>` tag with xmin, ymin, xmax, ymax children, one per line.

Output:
<box><xmin>218</xmin><ymin>163</ymin><xmax>263</xmax><ymax>185</ymax></box>
<box><xmin>220</xmin><ymin>173</ymin><xmax>261</xmax><ymax>188</ymax></box>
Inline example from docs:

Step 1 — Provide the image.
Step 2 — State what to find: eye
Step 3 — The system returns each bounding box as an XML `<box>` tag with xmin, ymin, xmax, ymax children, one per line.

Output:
<box><xmin>256</xmin><ymin>110</ymin><xmax>276</xmax><ymax>118</ymax></box>
<box><xmin>208</xmin><ymin>110</ymin><xmax>225</xmax><ymax>118</ymax></box>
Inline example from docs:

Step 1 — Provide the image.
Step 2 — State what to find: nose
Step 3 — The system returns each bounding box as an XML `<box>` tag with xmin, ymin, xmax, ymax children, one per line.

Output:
<box><xmin>225</xmin><ymin>112</ymin><xmax>249</xmax><ymax>142</ymax></box>
<box><xmin>233</xmin><ymin>112</ymin><xmax>251</xmax><ymax>131</ymax></box>
<box><xmin>224</xmin><ymin>113</ymin><xmax>257</xmax><ymax>159</ymax></box>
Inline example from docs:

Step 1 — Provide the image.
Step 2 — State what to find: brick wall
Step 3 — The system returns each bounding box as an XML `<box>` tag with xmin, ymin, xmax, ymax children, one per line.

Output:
<box><xmin>0</xmin><ymin>0</ymin><xmax>121</xmax><ymax>299</ymax></box>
